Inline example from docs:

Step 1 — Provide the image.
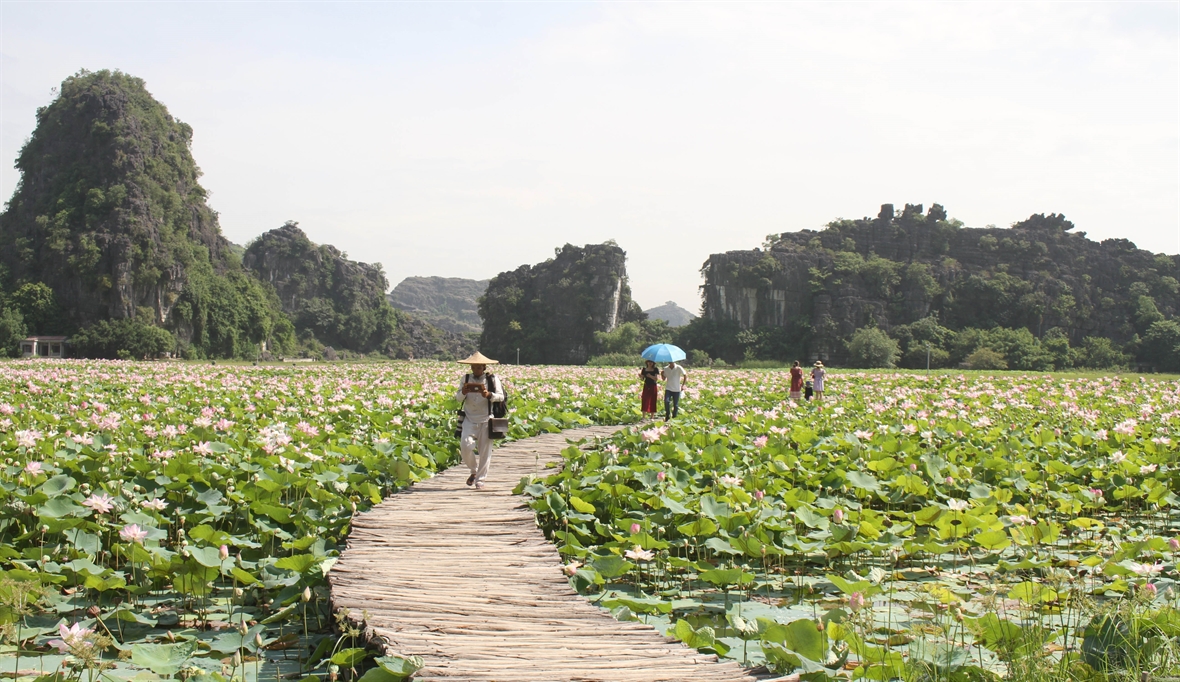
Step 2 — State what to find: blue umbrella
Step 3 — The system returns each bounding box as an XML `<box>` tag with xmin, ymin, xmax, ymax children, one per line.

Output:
<box><xmin>641</xmin><ymin>344</ymin><xmax>686</xmax><ymax>363</ymax></box>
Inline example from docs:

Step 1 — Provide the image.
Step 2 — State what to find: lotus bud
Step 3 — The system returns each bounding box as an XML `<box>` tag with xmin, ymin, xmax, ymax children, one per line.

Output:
<box><xmin>39</xmin><ymin>525</ymin><xmax>49</xmax><ymax>534</ymax></box>
<box><xmin>238</xmin><ymin>622</ymin><xmax>248</xmax><ymax>635</ymax></box>
<box><xmin>232</xmin><ymin>651</ymin><xmax>242</xmax><ymax>667</ymax></box>
<box><xmin>302</xmin><ymin>587</ymin><xmax>312</xmax><ymax>602</ymax></box>
<box><xmin>656</xmin><ymin>471</ymin><xmax>666</xmax><ymax>481</ymax></box>
<box><xmin>909</xmin><ymin>463</ymin><xmax>917</xmax><ymax>472</ymax></box>
<box><xmin>754</xmin><ymin>489</ymin><xmax>764</xmax><ymax>501</ymax></box>
<box><xmin>255</xmin><ymin>633</ymin><xmax>264</xmax><ymax>648</ymax></box>
<box><xmin>166</xmin><ymin>630</ymin><xmax>176</xmax><ymax>642</ymax></box>
<box><xmin>945</xmin><ymin>476</ymin><xmax>954</xmax><ymax>485</ymax></box>
<box><xmin>833</xmin><ymin>508</ymin><xmax>844</xmax><ymax>524</ymax></box>
<box><xmin>815</xmin><ymin>620</ymin><xmax>825</xmax><ymax>632</ymax></box>
<box><xmin>1143</xmin><ymin>582</ymin><xmax>1158</xmax><ymax>597</ymax></box>
<box><xmin>848</xmin><ymin>592</ymin><xmax>866</xmax><ymax>612</ymax></box>
<box><xmin>219</xmin><ymin>545</ymin><xmax>229</xmax><ymax>561</ymax></box>
<box><xmin>234</xmin><ymin>587</ymin><xmax>244</xmax><ymax>597</ymax></box>
<box><xmin>328</xmin><ymin>665</ymin><xmax>339</xmax><ymax>682</ymax></box>
<box><xmin>1169</xmin><ymin>538</ymin><xmax>1179</xmax><ymax>551</ymax></box>
<box><xmin>630</xmin><ymin>523</ymin><xmax>640</xmax><ymax>535</ymax></box>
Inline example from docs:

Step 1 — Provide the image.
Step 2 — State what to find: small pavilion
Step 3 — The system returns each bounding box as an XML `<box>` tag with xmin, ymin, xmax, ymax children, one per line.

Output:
<box><xmin>19</xmin><ymin>336</ymin><xmax>67</xmax><ymax>358</ymax></box>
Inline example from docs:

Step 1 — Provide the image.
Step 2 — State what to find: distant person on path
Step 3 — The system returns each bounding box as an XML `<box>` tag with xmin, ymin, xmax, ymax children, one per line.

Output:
<box><xmin>456</xmin><ymin>352</ymin><xmax>505</xmax><ymax>490</ymax></box>
<box><xmin>811</xmin><ymin>361</ymin><xmax>826</xmax><ymax>402</ymax></box>
<box><xmin>661</xmin><ymin>361</ymin><xmax>688</xmax><ymax>421</ymax></box>
<box><xmin>789</xmin><ymin>361</ymin><xmax>803</xmax><ymax>401</ymax></box>
<box><xmin>639</xmin><ymin>360</ymin><xmax>660</xmax><ymax>419</ymax></box>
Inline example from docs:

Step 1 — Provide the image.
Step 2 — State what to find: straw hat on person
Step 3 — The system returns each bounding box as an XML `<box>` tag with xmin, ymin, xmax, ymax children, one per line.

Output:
<box><xmin>458</xmin><ymin>351</ymin><xmax>499</xmax><ymax>365</ymax></box>
<box><xmin>814</xmin><ymin>361</ymin><xmax>824</xmax><ymax>367</ymax></box>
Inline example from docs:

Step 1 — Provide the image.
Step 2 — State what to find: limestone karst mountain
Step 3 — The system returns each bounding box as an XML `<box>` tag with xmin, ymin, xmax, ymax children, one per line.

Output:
<box><xmin>644</xmin><ymin>301</ymin><xmax>696</xmax><ymax>328</ymax></box>
<box><xmin>479</xmin><ymin>243</ymin><xmax>644</xmax><ymax>364</ymax></box>
<box><xmin>388</xmin><ymin>276</ymin><xmax>487</xmax><ymax>335</ymax></box>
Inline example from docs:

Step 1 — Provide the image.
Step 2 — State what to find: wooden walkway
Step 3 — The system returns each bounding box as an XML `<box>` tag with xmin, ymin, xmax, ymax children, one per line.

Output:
<box><xmin>330</xmin><ymin>426</ymin><xmax>758</xmax><ymax>682</ymax></box>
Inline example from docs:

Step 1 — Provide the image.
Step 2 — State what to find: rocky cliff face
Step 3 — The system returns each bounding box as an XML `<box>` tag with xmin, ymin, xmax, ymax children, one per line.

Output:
<box><xmin>388</xmin><ymin>276</ymin><xmax>487</xmax><ymax>334</ymax></box>
<box><xmin>479</xmin><ymin>243</ymin><xmax>644</xmax><ymax>364</ymax></box>
<box><xmin>0</xmin><ymin>69</ymin><xmax>232</xmax><ymax>329</ymax></box>
<box><xmin>242</xmin><ymin>222</ymin><xmax>394</xmax><ymax>353</ymax></box>
<box><xmin>702</xmin><ymin>204</ymin><xmax>1180</xmax><ymax>362</ymax></box>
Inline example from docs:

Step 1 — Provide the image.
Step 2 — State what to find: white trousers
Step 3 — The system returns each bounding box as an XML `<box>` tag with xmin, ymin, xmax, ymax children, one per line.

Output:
<box><xmin>459</xmin><ymin>418</ymin><xmax>493</xmax><ymax>484</ymax></box>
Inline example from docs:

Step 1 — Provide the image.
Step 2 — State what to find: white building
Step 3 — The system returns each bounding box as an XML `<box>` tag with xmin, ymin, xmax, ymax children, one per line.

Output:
<box><xmin>20</xmin><ymin>336</ymin><xmax>67</xmax><ymax>358</ymax></box>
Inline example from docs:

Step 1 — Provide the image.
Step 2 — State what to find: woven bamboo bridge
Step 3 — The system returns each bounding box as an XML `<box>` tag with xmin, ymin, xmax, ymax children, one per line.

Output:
<box><xmin>329</xmin><ymin>426</ymin><xmax>758</xmax><ymax>682</ymax></box>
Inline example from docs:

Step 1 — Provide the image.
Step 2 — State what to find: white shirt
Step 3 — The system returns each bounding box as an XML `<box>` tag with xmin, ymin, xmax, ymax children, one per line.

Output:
<box><xmin>455</xmin><ymin>373</ymin><xmax>506</xmax><ymax>422</ymax></box>
<box><xmin>663</xmin><ymin>364</ymin><xmax>687</xmax><ymax>392</ymax></box>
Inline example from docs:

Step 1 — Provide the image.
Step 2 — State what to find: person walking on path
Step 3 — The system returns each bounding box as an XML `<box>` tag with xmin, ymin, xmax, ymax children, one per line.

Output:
<box><xmin>456</xmin><ymin>352</ymin><xmax>506</xmax><ymax>489</ymax></box>
<box><xmin>789</xmin><ymin>361</ymin><xmax>804</xmax><ymax>401</ymax></box>
<box><xmin>661</xmin><ymin>360</ymin><xmax>688</xmax><ymax>421</ymax></box>
<box><xmin>811</xmin><ymin>361</ymin><xmax>826</xmax><ymax>402</ymax></box>
<box><xmin>639</xmin><ymin>360</ymin><xmax>660</xmax><ymax>419</ymax></box>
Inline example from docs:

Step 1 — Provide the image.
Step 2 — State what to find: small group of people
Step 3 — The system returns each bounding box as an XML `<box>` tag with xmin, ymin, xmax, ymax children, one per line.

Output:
<box><xmin>639</xmin><ymin>359</ymin><xmax>687</xmax><ymax>421</ymax></box>
<box><xmin>452</xmin><ymin>351</ymin><xmax>829</xmax><ymax>490</ymax></box>
<box><xmin>789</xmin><ymin>360</ymin><xmax>825</xmax><ymax>401</ymax></box>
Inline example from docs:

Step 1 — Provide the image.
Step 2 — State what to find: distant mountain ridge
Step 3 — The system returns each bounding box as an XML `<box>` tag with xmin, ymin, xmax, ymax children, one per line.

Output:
<box><xmin>644</xmin><ymin>301</ymin><xmax>696</xmax><ymax>327</ymax></box>
<box><xmin>388</xmin><ymin>276</ymin><xmax>487</xmax><ymax>335</ymax></box>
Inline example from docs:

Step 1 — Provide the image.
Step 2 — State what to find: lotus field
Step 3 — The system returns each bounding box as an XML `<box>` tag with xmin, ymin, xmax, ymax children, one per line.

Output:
<box><xmin>0</xmin><ymin>362</ymin><xmax>1178</xmax><ymax>682</ymax></box>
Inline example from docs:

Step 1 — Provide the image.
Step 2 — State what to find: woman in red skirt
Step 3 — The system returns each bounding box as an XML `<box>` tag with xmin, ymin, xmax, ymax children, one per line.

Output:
<box><xmin>640</xmin><ymin>360</ymin><xmax>660</xmax><ymax>418</ymax></box>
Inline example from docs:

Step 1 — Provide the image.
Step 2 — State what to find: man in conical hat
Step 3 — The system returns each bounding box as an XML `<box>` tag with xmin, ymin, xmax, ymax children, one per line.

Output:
<box><xmin>455</xmin><ymin>352</ymin><xmax>505</xmax><ymax>489</ymax></box>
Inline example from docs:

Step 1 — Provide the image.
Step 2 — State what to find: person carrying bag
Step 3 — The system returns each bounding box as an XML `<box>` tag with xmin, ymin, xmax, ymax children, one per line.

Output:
<box><xmin>455</xmin><ymin>352</ymin><xmax>506</xmax><ymax>490</ymax></box>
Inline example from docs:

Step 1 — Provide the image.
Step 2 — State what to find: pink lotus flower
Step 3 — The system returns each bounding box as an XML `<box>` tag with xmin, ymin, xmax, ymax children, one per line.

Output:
<box><xmin>119</xmin><ymin>524</ymin><xmax>148</xmax><ymax>544</ymax></box>
<box><xmin>82</xmin><ymin>493</ymin><xmax>115</xmax><ymax>515</ymax></box>
<box><xmin>754</xmin><ymin>490</ymin><xmax>764</xmax><ymax>501</ymax></box>
<box><xmin>656</xmin><ymin>471</ymin><xmax>666</xmax><ymax>482</ymax></box>
<box><xmin>219</xmin><ymin>544</ymin><xmax>230</xmax><ymax>561</ymax></box>
<box><xmin>753</xmin><ymin>436</ymin><xmax>768</xmax><ymax>448</ymax></box>
<box><xmin>48</xmin><ymin>622</ymin><xmax>94</xmax><ymax>654</ymax></box>
<box><xmin>24</xmin><ymin>461</ymin><xmax>42</xmax><ymax>475</ymax></box>
<box><xmin>630</xmin><ymin>523</ymin><xmax>641</xmax><ymax>535</ymax></box>
<box><xmin>141</xmin><ymin>498</ymin><xmax>168</xmax><ymax>511</ymax></box>
<box><xmin>625</xmin><ymin>546</ymin><xmax>654</xmax><ymax>562</ymax></box>
<box><xmin>848</xmin><ymin>592</ymin><xmax>866</xmax><ymax>612</ymax></box>
<box><xmin>833</xmin><ymin>508</ymin><xmax>845</xmax><ymax>523</ymax></box>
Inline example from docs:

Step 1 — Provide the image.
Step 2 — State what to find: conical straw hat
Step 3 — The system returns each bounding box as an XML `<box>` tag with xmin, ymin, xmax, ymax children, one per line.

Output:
<box><xmin>458</xmin><ymin>351</ymin><xmax>499</xmax><ymax>365</ymax></box>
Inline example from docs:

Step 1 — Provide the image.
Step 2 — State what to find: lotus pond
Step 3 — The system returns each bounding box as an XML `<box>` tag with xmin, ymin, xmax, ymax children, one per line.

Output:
<box><xmin>523</xmin><ymin>371</ymin><xmax>1180</xmax><ymax>681</ymax></box>
<box><xmin>1</xmin><ymin>361</ymin><xmax>1178</xmax><ymax>682</ymax></box>
<box><xmin>0</xmin><ymin>360</ymin><xmax>637</xmax><ymax>682</ymax></box>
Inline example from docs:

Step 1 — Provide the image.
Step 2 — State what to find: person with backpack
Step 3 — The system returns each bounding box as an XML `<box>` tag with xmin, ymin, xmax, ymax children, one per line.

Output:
<box><xmin>455</xmin><ymin>352</ymin><xmax>506</xmax><ymax>489</ymax></box>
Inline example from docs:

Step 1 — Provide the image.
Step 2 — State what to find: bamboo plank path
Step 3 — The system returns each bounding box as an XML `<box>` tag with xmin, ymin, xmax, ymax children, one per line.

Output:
<box><xmin>330</xmin><ymin>426</ymin><xmax>758</xmax><ymax>682</ymax></box>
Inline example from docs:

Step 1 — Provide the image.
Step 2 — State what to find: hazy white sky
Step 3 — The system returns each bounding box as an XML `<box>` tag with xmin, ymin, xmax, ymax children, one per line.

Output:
<box><xmin>2</xmin><ymin>2</ymin><xmax>1178</xmax><ymax>313</ymax></box>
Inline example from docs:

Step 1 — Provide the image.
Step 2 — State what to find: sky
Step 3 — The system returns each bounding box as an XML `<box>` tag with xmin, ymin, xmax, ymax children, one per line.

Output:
<box><xmin>2</xmin><ymin>1</ymin><xmax>1178</xmax><ymax>314</ymax></box>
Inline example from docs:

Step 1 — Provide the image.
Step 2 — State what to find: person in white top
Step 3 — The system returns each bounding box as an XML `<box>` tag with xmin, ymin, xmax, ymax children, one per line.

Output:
<box><xmin>811</xmin><ymin>360</ymin><xmax>826</xmax><ymax>402</ymax></box>
<box><xmin>661</xmin><ymin>361</ymin><xmax>688</xmax><ymax>421</ymax></box>
<box><xmin>455</xmin><ymin>352</ymin><xmax>506</xmax><ymax>489</ymax></box>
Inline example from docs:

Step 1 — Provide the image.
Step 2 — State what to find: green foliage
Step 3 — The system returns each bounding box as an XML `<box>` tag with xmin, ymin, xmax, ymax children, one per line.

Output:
<box><xmin>593</xmin><ymin>319</ymin><xmax>673</xmax><ymax>356</ymax></box>
<box><xmin>586</xmin><ymin>353</ymin><xmax>642</xmax><ymax>367</ymax></box>
<box><xmin>69</xmin><ymin>317</ymin><xmax>176</xmax><ymax>359</ymax></box>
<box><xmin>1139</xmin><ymin>320</ymin><xmax>1180</xmax><ymax>372</ymax></box>
<box><xmin>9</xmin><ymin>283</ymin><xmax>65</xmax><ymax>335</ymax></box>
<box><xmin>687</xmin><ymin>349</ymin><xmax>712</xmax><ymax>367</ymax></box>
<box><xmin>172</xmin><ymin>268</ymin><xmax>292</xmax><ymax>359</ymax></box>
<box><xmin>1077</xmin><ymin>336</ymin><xmax>1130</xmax><ymax>369</ymax></box>
<box><xmin>964</xmin><ymin>347</ymin><xmax>1008</xmax><ymax>370</ymax></box>
<box><xmin>845</xmin><ymin>327</ymin><xmax>900</xmax><ymax>368</ymax></box>
<box><xmin>0</xmin><ymin>307</ymin><xmax>26</xmax><ymax>358</ymax></box>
